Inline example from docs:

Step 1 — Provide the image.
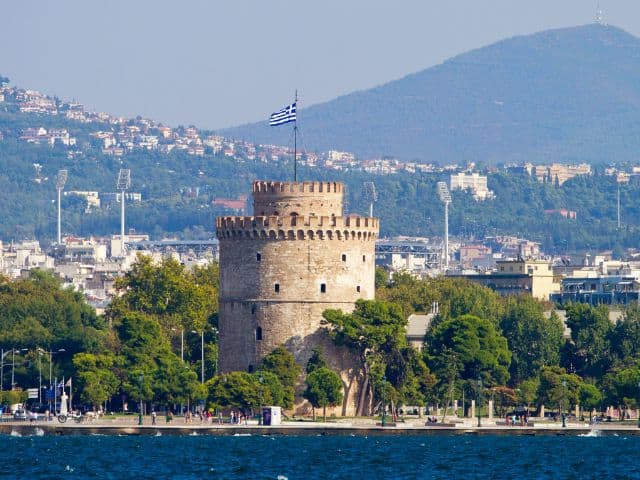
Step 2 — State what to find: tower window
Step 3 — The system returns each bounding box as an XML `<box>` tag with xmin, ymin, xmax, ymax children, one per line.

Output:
<box><xmin>274</xmin><ymin>283</ymin><xmax>280</xmax><ymax>293</ymax></box>
<box><xmin>320</xmin><ymin>283</ymin><xmax>326</xmax><ymax>293</ymax></box>
<box><xmin>356</xmin><ymin>285</ymin><xmax>361</xmax><ymax>293</ymax></box>
<box><xmin>248</xmin><ymin>365</ymin><xmax>254</xmax><ymax>373</ymax></box>
<box><xmin>256</xmin><ymin>253</ymin><xmax>261</xmax><ymax>262</ymax></box>
<box><xmin>363</xmin><ymin>255</ymin><xmax>366</xmax><ymax>262</ymax></box>
<box><xmin>341</xmin><ymin>254</ymin><xmax>346</xmax><ymax>262</ymax></box>
<box><xmin>256</xmin><ymin>326</ymin><xmax>263</xmax><ymax>341</ymax></box>
<box><xmin>251</xmin><ymin>305</ymin><xmax>257</xmax><ymax>315</ymax></box>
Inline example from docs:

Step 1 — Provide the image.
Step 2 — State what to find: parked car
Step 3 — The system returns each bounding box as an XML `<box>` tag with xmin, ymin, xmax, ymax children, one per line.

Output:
<box><xmin>13</xmin><ymin>409</ymin><xmax>27</xmax><ymax>420</ymax></box>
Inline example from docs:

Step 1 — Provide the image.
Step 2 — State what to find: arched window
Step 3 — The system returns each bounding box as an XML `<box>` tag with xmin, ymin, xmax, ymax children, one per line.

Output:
<box><xmin>256</xmin><ymin>326</ymin><xmax>263</xmax><ymax>341</ymax></box>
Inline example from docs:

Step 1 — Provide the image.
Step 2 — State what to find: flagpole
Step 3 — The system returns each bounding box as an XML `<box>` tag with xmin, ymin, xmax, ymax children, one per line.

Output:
<box><xmin>294</xmin><ymin>90</ymin><xmax>298</xmax><ymax>182</ymax></box>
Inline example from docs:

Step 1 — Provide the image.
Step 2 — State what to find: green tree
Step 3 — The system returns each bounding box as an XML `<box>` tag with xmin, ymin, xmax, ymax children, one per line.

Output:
<box><xmin>322</xmin><ymin>299</ymin><xmax>410</xmax><ymax>416</ymax></box>
<box><xmin>72</xmin><ymin>353</ymin><xmax>119</xmax><ymax>411</ymax></box>
<box><xmin>305</xmin><ymin>347</ymin><xmax>328</xmax><ymax>374</ymax></box>
<box><xmin>579</xmin><ymin>383</ymin><xmax>603</xmax><ymax>412</ymax></box>
<box><xmin>537</xmin><ymin>366</ymin><xmax>581</xmax><ymax>414</ymax></box>
<box><xmin>426</xmin><ymin>314</ymin><xmax>511</xmax><ymax>387</ymax></box>
<box><xmin>260</xmin><ymin>346</ymin><xmax>301</xmax><ymax>409</ymax></box>
<box><xmin>610</xmin><ymin>305</ymin><xmax>640</xmax><ymax>364</ymax></box>
<box><xmin>565</xmin><ymin>304</ymin><xmax>613</xmax><ymax>377</ymax></box>
<box><xmin>303</xmin><ymin>367</ymin><xmax>344</xmax><ymax>421</ymax></box>
<box><xmin>500</xmin><ymin>296</ymin><xmax>563</xmax><ymax>384</ymax></box>
<box><xmin>207</xmin><ymin>371</ymin><xmax>260</xmax><ymax>415</ymax></box>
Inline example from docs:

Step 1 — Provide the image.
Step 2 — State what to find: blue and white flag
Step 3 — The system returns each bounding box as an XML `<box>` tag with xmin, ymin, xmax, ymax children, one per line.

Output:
<box><xmin>269</xmin><ymin>102</ymin><xmax>296</xmax><ymax>126</ymax></box>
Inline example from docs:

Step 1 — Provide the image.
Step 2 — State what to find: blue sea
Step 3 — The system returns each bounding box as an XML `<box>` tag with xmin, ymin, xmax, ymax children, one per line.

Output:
<box><xmin>1</xmin><ymin>432</ymin><xmax>640</xmax><ymax>479</ymax></box>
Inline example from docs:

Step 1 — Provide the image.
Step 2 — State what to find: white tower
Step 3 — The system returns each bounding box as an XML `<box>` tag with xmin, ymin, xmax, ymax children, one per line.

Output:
<box><xmin>55</xmin><ymin>169</ymin><xmax>68</xmax><ymax>244</ymax></box>
<box><xmin>437</xmin><ymin>181</ymin><xmax>452</xmax><ymax>271</ymax></box>
<box><xmin>116</xmin><ymin>169</ymin><xmax>131</xmax><ymax>257</ymax></box>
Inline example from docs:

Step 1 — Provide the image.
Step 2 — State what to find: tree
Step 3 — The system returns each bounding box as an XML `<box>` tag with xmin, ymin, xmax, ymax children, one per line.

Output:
<box><xmin>565</xmin><ymin>304</ymin><xmax>613</xmax><ymax>377</ymax></box>
<box><xmin>537</xmin><ymin>366</ymin><xmax>581</xmax><ymax>414</ymax></box>
<box><xmin>303</xmin><ymin>367</ymin><xmax>344</xmax><ymax>421</ymax></box>
<box><xmin>72</xmin><ymin>353</ymin><xmax>119</xmax><ymax>411</ymax></box>
<box><xmin>323</xmin><ymin>299</ymin><xmax>410</xmax><ymax>416</ymax></box>
<box><xmin>426</xmin><ymin>314</ymin><xmax>511</xmax><ymax>387</ymax></box>
<box><xmin>207</xmin><ymin>371</ymin><xmax>260</xmax><ymax>415</ymax></box>
<box><xmin>260</xmin><ymin>346</ymin><xmax>301</xmax><ymax>409</ymax></box>
<box><xmin>610</xmin><ymin>305</ymin><xmax>640</xmax><ymax>364</ymax></box>
<box><xmin>500</xmin><ymin>296</ymin><xmax>563</xmax><ymax>384</ymax></box>
<box><xmin>305</xmin><ymin>347</ymin><xmax>328</xmax><ymax>374</ymax></box>
<box><xmin>579</xmin><ymin>383</ymin><xmax>603</xmax><ymax>412</ymax></box>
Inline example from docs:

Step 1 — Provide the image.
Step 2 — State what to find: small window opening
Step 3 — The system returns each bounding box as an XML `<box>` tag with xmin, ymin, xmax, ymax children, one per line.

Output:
<box><xmin>320</xmin><ymin>283</ymin><xmax>326</xmax><ymax>293</ymax></box>
<box><xmin>256</xmin><ymin>253</ymin><xmax>261</xmax><ymax>262</ymax></box>
<box><xmin>248</xmin><ymin>364</ymin><xmax>254</xmax><ymax>373</ymax></box>
<box><xmin>256</xmin><ymin>326</ymin><xmax>263</xmax><ymax>341</ymax></box>
<box><xmin>251</xmin><ymin>305</ymin><xmax>257</xmax><ymax>315</ymax></box>
<box><xmin>356</xmin><ymin>285</ymin><xmax>361</xmax><ymax>293</ymax></box>
<box><xmin>342</xmin><ymin>254</ymin><xmax>347</xmax><ymax>262</ymax></box>
<box><xmin>363</xmin><ymin>255</ymin><xmax>366</xmax><ymax>262</ymax></box>
<box><xmin>274</xmin><ymin>283</ymin><xmax>280</xmax><ymax>293</ymax></box>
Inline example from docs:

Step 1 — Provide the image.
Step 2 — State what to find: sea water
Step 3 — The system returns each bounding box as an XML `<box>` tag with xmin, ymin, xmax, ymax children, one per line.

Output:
<box><xmin>1</xmin><ymin>434</ymin><xmax>639</xmax><ymax>479</ymax></box>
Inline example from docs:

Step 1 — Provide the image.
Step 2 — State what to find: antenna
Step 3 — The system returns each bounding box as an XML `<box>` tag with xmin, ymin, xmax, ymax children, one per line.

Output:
<box><xmin>617</xmin><ymin>182</ymin><xmax>621</xmax><ymax>229</ymax></box>
<box><xmin>437</xmin><ymin>181</ymin><xmax>452</xmax><ymax>271</ymax></box>
<box><xmin>595</xmin><ymin>3</ymin><xmax>603</xmax><ymax>24</ymax></box>
<box><xmin>55</xmin><ymin>169</ymin><xmax>68</xmax><ymax>244</ymax></box>
<box><xmin>362</xmin><ymin>181</ymin><xmax>378</xmax><ymax>217</ymax></box>
<box><xmin>116</xmin><ymin>169</ymin><xmax>131</xmax><ymax>257</ymax></box>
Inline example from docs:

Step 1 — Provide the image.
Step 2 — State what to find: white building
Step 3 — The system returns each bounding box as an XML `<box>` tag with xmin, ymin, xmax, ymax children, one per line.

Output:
<box><xmin>450</xmin><ymin>173</ymin><xmax>494</xmax><ymax>200</ymax></box>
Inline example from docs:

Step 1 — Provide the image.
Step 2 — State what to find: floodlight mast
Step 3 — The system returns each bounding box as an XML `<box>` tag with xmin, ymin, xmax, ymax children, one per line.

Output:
<box><xmin>55</xmin><ymin>170</ymin><xmax>68</xmax><ymax>244</ymax></box>
<box><xmin>116</xmin><ymin>169</ymin><xmax>131</xmax><ymax>257</ymax></box>
<box><xmin>363</xmin><ymin>182</ymin><xmax>378</xmax><ymax>217</ymax></box>
<box><xmin>437</xmin><ymin>181</ymin><xmax>452</xmax><ymax>271</ymax></box>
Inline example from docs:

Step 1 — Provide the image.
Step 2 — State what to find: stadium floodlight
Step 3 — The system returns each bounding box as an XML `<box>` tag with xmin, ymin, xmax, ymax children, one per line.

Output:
<box><xmin>437</xmin><ymin>181</ymin><xmax>451</xmax><ymax>271</ymax></box>
<box><xmin>363</xmin><ymin>181</ymin><xmax>378</xmax><ymax>217</ymax></box>
<box><xmin>56</xmin><ymin>169</ymin><xmax>68</xmax><ymax>244</ymax></box>
<box><xmin>117</xmin><ymin>169</ymin><xmax>131</xmax><ymax>257</ymax></box>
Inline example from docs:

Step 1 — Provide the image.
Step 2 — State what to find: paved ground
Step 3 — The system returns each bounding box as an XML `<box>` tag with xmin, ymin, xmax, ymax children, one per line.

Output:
<box><xmin>2</xmin><ymin>415</ymin><xmax>640</xmax><ymax>435</ymax></box>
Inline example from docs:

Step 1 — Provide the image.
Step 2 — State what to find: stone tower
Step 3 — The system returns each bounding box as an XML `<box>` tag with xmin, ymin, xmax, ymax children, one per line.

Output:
<box><xmin>216</xmin><ymin>181</ymin><xmax>378</xmax><ymax>410</ymax></box>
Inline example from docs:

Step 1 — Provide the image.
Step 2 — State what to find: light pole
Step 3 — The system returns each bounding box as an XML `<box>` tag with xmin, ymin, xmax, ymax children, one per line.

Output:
<box><xmin>11</xmin><ymin>348</ymin><xmax>27</xmax><ymax>390</ymax></box>
<box><xmin>0</xmin><ymin>348</ymin><xmax>14</xmax><ymax>394</ymax></box>
<box><xmin>138</xmin><ymin>373</ymin><xmax>144</xmax><ymax>426</ymax></box>
<box><xmin>561</xmin><ymin>379</ymin><xmax>567</xmax><ymax>428</ymax></box>
<box><xmin>191</xmin><ymin>329</ymin><xmax>205</xmax><ymax>384</ymax></box>
<box><xmin>48</xmin><ymin>348</ymin><xmax>66</xmax><ymax>416</ymax></box>
<box><xmin>477</xmin><ymin>376</ymin><xmax>482</xmax><ymax>428</ymax></box>
<box><xmin>381</xmin><ymin>377</ymin><xmax>387</xmax><ymax>427</ymax></box>
<box><xmin>258</xmin><ymin>375</ymin><xmax>264</xmax><ymax>425</ymax></box>
<box><xmin>637</xmin><ymin>382</ymin><xmax>640</xmax><ymax>428</ymax></box>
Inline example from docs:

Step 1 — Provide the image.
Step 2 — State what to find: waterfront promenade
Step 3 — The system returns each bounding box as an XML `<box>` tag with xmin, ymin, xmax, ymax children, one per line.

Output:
<box><xmin>2</xmin><ymin>416</ymin><xmax>640</xmax><ymax>436</ymax></box>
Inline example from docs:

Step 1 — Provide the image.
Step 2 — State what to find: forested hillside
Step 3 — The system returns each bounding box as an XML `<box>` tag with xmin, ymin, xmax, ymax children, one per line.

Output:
<box><xmin>222</xmin><ymin>24</ymin><xmax>640</xmax><ymax>164</ymax></box>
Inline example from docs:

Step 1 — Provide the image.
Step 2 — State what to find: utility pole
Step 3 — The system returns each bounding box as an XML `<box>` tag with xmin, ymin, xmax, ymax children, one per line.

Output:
<box><xmin>55</xmin><ymin>170</ymin><xmax>68</xmax><ymax>244</ymax></box>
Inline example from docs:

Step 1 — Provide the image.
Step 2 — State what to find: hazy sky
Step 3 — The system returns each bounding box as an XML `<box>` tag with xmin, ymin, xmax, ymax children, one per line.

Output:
<box><xmin>2</xmin><ymin>1</ymin><xmax>639</xmax><ymax>129</ymax></box>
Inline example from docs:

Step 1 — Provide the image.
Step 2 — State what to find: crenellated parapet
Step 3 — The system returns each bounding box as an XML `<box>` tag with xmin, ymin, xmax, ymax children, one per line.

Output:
<box><xmin>216</xmin><ymin>214</ymin><xmax>378</xmax><ymax>241</ymax></box>
<box><xmin>252</xmin><ymin>181</ymin><xmax>343</xmax><ymax>195</ymax></box>
<box><xmin>252</xmin><ymin>180</ymin><xmax>344</xmax><ymax>217</ymax></box>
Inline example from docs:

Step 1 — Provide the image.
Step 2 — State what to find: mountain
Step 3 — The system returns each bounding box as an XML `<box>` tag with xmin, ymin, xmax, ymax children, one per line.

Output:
<box><xmin>221</xmin><ymin>24</ymin><xmax>640</xmax><ymax>164</ymax></box>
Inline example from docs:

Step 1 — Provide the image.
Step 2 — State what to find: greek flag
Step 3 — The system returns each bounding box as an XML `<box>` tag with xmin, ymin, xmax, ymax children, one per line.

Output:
<box><xmin>269</xmin><ymin>102</ymin><xmax>296</xmax><ymax>126</ymax></box>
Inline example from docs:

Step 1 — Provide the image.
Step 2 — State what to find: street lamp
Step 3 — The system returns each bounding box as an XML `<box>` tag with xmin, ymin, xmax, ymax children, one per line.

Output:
<box><xmin>477</xmin><ymin>376</ymin><xmax>482</xmax><ymax>428</ymax></box>
<box><xmin>637</xmin><ymin>382</ymin><xmax>640</xmax><ymax>428</ymax></box>
<box><xmin>258</xmin><ymin>375</ymin><xmax>264</xmax><ymax>425</ymax></box>
<box><xmin>381</xmin><ymin>377</ymin><xmax>387</xmax><ymax>427</ymax></box>
<box><xmin>48</xmin><ymin>348</ymin><xmax>66</xmax><ymax>416</ymax></box>
<box><xmin>11</xmin><ymin>348</ymin><xmax>28</xmax><ymax>390</ymax></box>
<box><xmin>561</xmin><ymin>379</ymin><xmax>567</xmax><ymax>428</ymax></box>
<box><xmin>138</xmin><ymin>373</ymin><xmax>144</xmax><ymax>426</ymax></box>
<box><xmin>190</xmin><ymin>330</ymin><xmax>204</xmax><ymax>384</ymax></box>
<box><xmin>0</xmin><ymin>348</ymin><xmax>15</xmax><ymax>394</ymax></box>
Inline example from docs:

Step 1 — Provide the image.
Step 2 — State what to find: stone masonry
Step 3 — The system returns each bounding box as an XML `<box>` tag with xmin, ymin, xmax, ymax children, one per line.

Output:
<box><xmin>216</xmin><ymin>180</ymin><xmax>379</xmax><ymax>415</ymax></box>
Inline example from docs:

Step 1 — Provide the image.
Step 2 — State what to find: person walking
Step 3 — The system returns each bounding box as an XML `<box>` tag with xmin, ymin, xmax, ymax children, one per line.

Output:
<box><xmin>151</xmin><ymin>410</ymin><xmax>157</xmax><ymax>425</ymax></box>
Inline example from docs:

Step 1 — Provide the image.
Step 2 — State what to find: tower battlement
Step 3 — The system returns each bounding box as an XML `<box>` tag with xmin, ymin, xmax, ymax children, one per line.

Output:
<box><xmin>216</xmin><ymin>214</ymin><xmax>378</xmax><ymax>239</ymax></box>
<box><xmin>252</xmin><ymin>181</ymin><xmax>343</xmax><ymax>217</ymax></box>
<box><xmin>252</xmin><ymin>181</ymin><xmax>343</xmax><ymax>195</ymax></box>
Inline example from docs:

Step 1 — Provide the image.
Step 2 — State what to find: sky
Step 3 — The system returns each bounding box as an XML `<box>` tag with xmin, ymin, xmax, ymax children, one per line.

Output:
<box><xmin>2</xmin><ymin>0</ymin><xmax>640</xmax><ymax>130</ymax></box>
